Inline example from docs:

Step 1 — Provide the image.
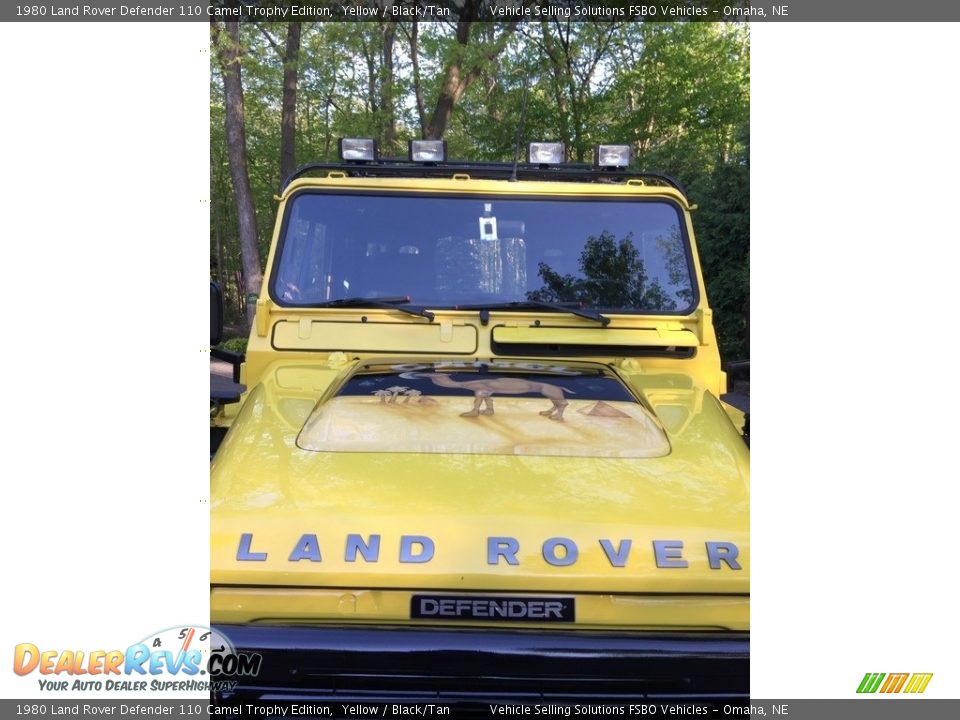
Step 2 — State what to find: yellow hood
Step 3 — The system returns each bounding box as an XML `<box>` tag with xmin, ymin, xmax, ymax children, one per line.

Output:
<box><xmin>211</xmin><ymin>361</ymin><xmax>749</xmax><ymax>598</ymax></box>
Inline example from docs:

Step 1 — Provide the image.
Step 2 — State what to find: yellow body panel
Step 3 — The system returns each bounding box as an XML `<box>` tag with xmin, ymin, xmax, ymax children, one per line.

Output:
<box><xmin>212</xmin><ymin>171</ymin><xmax>748</xmax><ymax>636</ymax></box>
<box><xmin>212</xmin><ymin>362</ymin><xmax>749</xmax><ymax>628</ymax></box>
<box><xmin>491</xmin><ymin>324</ymin><xmax>700</xmax><ymax>348</ymax></box>
<box><xmin>271</xmin><ymin>318</ymin><xmax>479</xmax><ymax>353</ymax></box>
<box><xmin>212</xmin><ymin>588</ymin><xmax>747</xmax><ymax>632</ymax></box>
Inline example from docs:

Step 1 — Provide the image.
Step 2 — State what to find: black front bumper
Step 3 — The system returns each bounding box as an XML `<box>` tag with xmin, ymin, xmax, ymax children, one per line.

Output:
<box><xmin>212</xmin><ymin>624</ymin><xmax>748</xmax><ymax>703</ymax></box>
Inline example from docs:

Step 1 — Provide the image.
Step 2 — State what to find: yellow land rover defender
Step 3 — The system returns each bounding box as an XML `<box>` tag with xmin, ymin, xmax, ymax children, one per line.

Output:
<box><xmin>210</xmin><ymin>139</ymin><xmax>749</xmax><ymax>702</ymax></box>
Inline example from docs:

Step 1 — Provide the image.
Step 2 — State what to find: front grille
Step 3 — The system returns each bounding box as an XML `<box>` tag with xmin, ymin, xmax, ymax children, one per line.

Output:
<box><xmin>212</xmin><ymin>625</ymin><xmax>748</xmax><ymax>704</ymax></box>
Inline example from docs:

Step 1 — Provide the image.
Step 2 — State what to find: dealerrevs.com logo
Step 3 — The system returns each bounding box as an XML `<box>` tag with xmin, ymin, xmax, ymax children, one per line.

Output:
<box><xmin>857</xmin><ymin>672</ymin><xmax>933</xmax><ymax>694</ymax></box>
<box><xmin>12</xmin><ymin>626</ymin><xmax>261</xmax><ymax>692</ymax></box>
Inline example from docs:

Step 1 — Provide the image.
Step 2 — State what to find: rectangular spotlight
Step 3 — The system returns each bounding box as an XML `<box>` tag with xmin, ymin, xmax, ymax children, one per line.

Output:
<box><xmin>595</xmin><ymin>144</ymin><xmax>632</xmax><ymax>169</ymax></box>
<box><xmin>338</xmin><ymin>138</ymin><xmax>377</xmax><ymax>162</ymax></box>
<box><xmin>409</xmin><ymin>140</ymin><xmax>446</xmax><ymax>163</ymax></box>
<box><xmin>527</xmin><ymin>142</ymin><xmax>565</xmax><ymax>165</ymax></box>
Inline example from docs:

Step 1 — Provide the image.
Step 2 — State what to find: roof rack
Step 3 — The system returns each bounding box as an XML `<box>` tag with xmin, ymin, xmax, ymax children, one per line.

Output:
<box><xmin>280</xmin><ymin>160</ymin><xmax>687</xmax><ymax>197</ymax></box>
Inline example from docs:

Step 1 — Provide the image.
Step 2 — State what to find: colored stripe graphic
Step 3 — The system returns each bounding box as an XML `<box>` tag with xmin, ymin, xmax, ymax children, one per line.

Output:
<box><xmin>857</xmin><ymin>672</ymin><xmax>933</xmax><ymax>694</ymax></box>
<box><xmin>903</xmin><ymin>673</ymin><xmax>933</xmax><ymax>694</ymax></box>
<box><xmin>857</xmin><ymin>673</ymin><xmax>885</xmax><ymax>693</ymax></box>
<box><xmin>880</xmin><ymin>673</ymin><xmax>909</xmax><ymax>693</ymax></box>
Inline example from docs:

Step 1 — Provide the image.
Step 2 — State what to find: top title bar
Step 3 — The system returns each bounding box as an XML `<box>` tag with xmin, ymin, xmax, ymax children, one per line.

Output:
<box><xmin>4</xmin><ymin>0</ymin><xmax>960</xmax><ymax>22</ymax></box>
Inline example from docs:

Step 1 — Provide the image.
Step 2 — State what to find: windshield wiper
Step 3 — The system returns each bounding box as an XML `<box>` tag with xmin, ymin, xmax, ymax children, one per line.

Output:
<box><xmin>307</xmin><ymin>296</ymin><xmax>435</xmax><ymax>321</ymax></box>
<box><xmin>456</xmin><ymin>300</ymin><xmax>610</xmax><ymax>326</ymax></box>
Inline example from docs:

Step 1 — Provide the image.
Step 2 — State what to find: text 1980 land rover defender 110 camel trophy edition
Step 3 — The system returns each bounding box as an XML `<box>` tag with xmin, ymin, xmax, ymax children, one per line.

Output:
<box><xmin>209</xmin><ymin>138</ymin><xmax>749</xmax><ymax>703</ymax></box>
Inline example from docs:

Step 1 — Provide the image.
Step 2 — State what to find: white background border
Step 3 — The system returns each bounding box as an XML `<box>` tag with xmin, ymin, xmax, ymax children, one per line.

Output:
<box><xmin>0</xmin><ymin>22</ymin><xmax>209</xmax><ymax>698</ymax></box>
<box><xmin>751</xmin><ymin>22</ymin><xmax>960</xmax><ymax>697</ymax></box>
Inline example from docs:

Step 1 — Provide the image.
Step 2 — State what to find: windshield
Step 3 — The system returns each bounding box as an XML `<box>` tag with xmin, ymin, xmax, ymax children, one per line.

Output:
<box><xmin>272</xmin><ymin>192</ymin><xmax>696</xmax><ymax>313</ymax></box>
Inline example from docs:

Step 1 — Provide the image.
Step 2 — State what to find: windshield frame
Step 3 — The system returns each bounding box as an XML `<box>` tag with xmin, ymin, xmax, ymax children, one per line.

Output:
<box><xmin>268</xmin><ymin>188</ymin><xmax>701</xmax><ymax>316</ymax></box>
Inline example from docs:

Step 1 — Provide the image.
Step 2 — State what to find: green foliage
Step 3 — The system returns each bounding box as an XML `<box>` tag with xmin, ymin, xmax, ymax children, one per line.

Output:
<box><xmin>211</xmin><ymin>20</ymin><xmax>750</xmax><ymax>359</ymax></box>
<box><xmin>529</xmin><ymin>231</ymin><xmax>677</xmax><ymax>311</ymax></box>
<box><xmin>219</xmin><ymin>337</ymin><xmax>249</xmax><ymax>355</ymax></box>
<box><xmin>691</xmin><ymin>155</ymin><xmax>750</xmax><ymax>360</ymax></box>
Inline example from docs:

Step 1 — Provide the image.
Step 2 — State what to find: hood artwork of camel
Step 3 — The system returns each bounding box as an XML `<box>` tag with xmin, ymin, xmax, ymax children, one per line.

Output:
<box><xmin>404</xmin><ymin>372</ymin><xmax>574</xmax><ymax>420</ymax></box>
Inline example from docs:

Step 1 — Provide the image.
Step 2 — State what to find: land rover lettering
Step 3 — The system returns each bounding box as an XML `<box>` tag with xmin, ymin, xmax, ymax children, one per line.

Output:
<box><xmin>233</xmin><ymin>533</ymin><xmax>742</xmax><ymax>569</ymax></box>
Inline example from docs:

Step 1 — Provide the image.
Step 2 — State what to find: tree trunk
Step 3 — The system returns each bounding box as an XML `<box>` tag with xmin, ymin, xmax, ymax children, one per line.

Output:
<box><xmin>363</xmin><ymin>35</ymin><xmax>377</xmax><ymax>115</ymax></box>
<box><xmin>212</xmin><ymin>20</ymin><xmax>262</xmax><ymax>330</ymax></box>
<box><xmin>425</xmin><ymin>8</ymin><xmax>473</xmax><ymax>140</ymax></box>
<box><xmin>425</xmin><ymin>2</ymin><xmax>517</xmax><ymax>140</ymax></box>
<box><xmin>279</xmin><ymin>22</ymin><xmax>301</xmax><ymax>186</ymax></box>
<box><xmin>210</xmin><ymin>151</ymin><xmax>228</xmax><ymax>296</ymax></box>
<box><xmin>540</xmin><ymin>21</ymin><xmax>571</xmax><ymax>150</ymax></box>
<box><xmin>380</xmin><ymin>22</ymin><xmax>396</xmax><ymax>152</ymax></box>
<box><xmin>407</xmin><ymin>22</ymin><xmax>427</xmax><ymax>137</ymax></box>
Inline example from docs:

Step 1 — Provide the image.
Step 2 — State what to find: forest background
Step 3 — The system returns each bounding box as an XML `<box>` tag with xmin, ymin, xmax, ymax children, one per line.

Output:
<box><xmin>210</xmin><ymin>16</ymin><xmax>750</xmax><ymax>360</ymax></box>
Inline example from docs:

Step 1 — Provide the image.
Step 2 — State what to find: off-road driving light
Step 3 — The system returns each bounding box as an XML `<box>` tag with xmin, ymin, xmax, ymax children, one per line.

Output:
<box><xmin>339</xmin><ymin>138</ymin><xmax>377</xmax><ymax>162</ymax></box>
<box><xmin>595</xmin><ymin>144</ymin><xmax>632</xmax><ymax>169</ymax></box>
<box><xmin>409</xmin><ymin>140</ymin><xmax>446</xmax><ymax>163</ymax></box>
<box><xmin>527</xmin><ymin>142</ymin><xmax>566</xmax><ymax>165</ymax></box>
